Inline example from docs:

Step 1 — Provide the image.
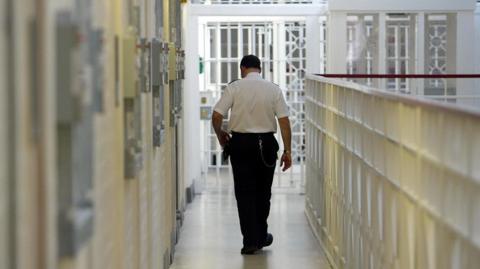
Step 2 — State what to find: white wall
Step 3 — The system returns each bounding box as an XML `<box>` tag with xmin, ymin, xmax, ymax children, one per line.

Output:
<box><xmin>329</xmin><ymin>0</ymin><xmax>476</xmax><ymax>12</ymax></box>
<box><xmin>306</xmin><ymin>16</ymin><xmax>321</xmax><ymax>74</ymax></box>
<box><xmin>456</xmin><ymin>11</ymin><xmax>476</xmax><ymax>106</ymax></box>
<box><xmin>183</xmin><ymin>5</ymin><xmax>201</xmax><ymax>192</ymax></box>
<box><xmin>327</xmin><ymin>12</ymin><xmax>347</xmax><ymax>73</ymax></box>
<box><xmin>188</xmin><ymin>3</ymin><xmax>326</xmax><ymax>16</ymax></box>
<box><xmin>0</xmin><ymin>0</ymin><xmax>8</xmax><ymax>267</ymax></box>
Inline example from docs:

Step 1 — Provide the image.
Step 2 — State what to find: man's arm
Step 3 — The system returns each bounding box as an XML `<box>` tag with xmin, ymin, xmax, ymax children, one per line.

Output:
<box><xmin>212</xmin><ymin>111</ymin><xmax>230</xmax><ymax>147</ymax></box>
<box><xmin>278</xmin><ymin>116</ymin><xmax>292</xmax><ymax>171</ymax></box>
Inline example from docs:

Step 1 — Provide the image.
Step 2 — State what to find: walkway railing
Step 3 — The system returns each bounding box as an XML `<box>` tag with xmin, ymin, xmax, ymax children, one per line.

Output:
<box><xmin>317</xmin><ymin>74</ymin><xmax>480</xmax><ymax>110</ymax></box>
<box><xmin>304</xmin><ymin>74</ymin><xmax>480</xmax><ymax>269</ymax></box>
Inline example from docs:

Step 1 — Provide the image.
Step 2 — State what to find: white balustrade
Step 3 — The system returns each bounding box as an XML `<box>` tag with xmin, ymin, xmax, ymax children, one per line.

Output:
<box><xmin>305</xmin><ymin>74</ymin><xmax>480</xmax><ymax>269</ymax></box>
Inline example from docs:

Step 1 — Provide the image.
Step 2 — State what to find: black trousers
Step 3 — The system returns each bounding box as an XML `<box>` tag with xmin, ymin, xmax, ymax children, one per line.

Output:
<box><xmin>229</xmin><ymin>132</ymin><xmax>279</xmax><ymax>247</ymax></box>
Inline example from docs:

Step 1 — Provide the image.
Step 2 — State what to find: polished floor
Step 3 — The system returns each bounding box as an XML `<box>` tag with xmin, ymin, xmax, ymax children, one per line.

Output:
<box><xmin>170</xmin><ymin>171</ymin><xmax>330</xmax><ymax>269</ymax></box>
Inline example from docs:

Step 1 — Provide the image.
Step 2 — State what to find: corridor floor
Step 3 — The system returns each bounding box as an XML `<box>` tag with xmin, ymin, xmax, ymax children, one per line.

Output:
<box><xmin>170</xmin><ymin>171</ymin><xmax>330</xmax><ymax>269</ymax></box>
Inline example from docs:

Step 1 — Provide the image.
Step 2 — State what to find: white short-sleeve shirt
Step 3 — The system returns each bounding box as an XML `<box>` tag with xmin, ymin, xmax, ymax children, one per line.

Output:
<box><xmin>213</xmin><ymin>72</ymin><xmax>290</xmax><ymax>133</ymax></box>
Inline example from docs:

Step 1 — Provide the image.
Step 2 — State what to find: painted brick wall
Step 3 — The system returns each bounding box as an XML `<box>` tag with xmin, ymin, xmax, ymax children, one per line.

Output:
<box><xmin>0</xmin><ymin>0</ymin><xmax>8</xmax><ymax>268</ymax></box>
<box><xmin>12</xmin><ymin>1</ymin><xmax>41</xmax><ymax>268</ymax></box>
<box><xmin>60</xmin><ymin>0</ymin><xmax>181</xmax><ymax>268</ymax></box>
<box><xmin>2</xmin><ymin>0</ymin><xmax>184</xmax><ymax>269</ymax></box>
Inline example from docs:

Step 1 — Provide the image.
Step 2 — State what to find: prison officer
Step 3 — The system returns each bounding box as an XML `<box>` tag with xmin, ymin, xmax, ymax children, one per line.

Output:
<box><xmin>212</xmin><ymin>54</ymin><xmax>292</xmax><ymax>255</ymax></box>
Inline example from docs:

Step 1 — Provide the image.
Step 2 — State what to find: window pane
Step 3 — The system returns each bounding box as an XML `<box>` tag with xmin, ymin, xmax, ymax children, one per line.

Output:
<box><xmin>210</xmin><ymin>62</ymin><xmax>217</xmax><ymax>83</ymax></box>
<box><xmin>243</xmin><ymin>28</ymin><xmax>249</xmax><ymax>55</ymax></box>
<box><xmin>221</xmin><ymin>62</ymin><xmax>229</xmax><ymax>83</ymax></box>
<box><xmin>221</xmin><ymin>28</ymin><xmax>228</xmax><ymax>58</ymax></box>
<box><xmin>293</xmin><ymin>47</ymin><xmax>299</xmax><ymax>58</ymax></box>
<box><xmin>211</xmin><ymin>153</ymin><xmax>217</xmax><ymax>166</ymax></box>
<box><xmin>387</xmin><ymin>27</ymin><xmax>395</xmax><ymax>44</ymax></box>
<box><xmin>231</xmin><ymin>28</ymin><xmax>238</xmax><ymax>58</ymax></box>
<box><xmin>400</xmin><ymin>61</ymin><xmax>407</xmax><ymax>74</ymax></box>
<box><xmin>231</xmin><ymin>62</ymin><xmax>238</xmax><ymax>80</ymax></box>
<box><xmin>210</xmin><ymin>28</ymin><xmax>216</xmax><ymax>58</ymax></box>
<box><xmin>400</xmin><ymin>45</ymin><xmax>406</xmax><ymax>58</ymax></box>
<box><xmin>255</xmin><ymin>29</ymin><xmax>260</xmax><ymax>56</ymax></box>
<box><xmin>387</xmin><ymin>45</ymin><xmax>396</xmax><ymax>57</ymax></box>
<box><xmin>387</xmin><ymin>60</ymin><xmax>396</xmax><ymax>73</ymax></box>
<box><xmin>400</xmin><ymin>27</ymin><xmax>407</xmax><ymax>44</ymax></box>
<box><xmin>210</xmin><ymin>136</ymin><xmax>217</xmax><ymax>151</ymax></box>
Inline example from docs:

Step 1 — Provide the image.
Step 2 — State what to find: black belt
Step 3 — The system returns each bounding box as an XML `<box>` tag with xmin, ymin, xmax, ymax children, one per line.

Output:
<box><xmin>230</xmin><ymin>132</ymin><xmax>276</xmax><ymax>168</ymax></box>
<box><xmin>231</xmin><ymin>131</ymin><xmax>274</xmax><ymax>137</ymax></box>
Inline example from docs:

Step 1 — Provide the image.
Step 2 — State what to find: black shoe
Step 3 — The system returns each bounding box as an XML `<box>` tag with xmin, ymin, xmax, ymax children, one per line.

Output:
<box><xmin>241</xmin><ymin>246</ymin><xmax>259</xmax><ymax>255</ymax></box>
<box><xmin>263</xmin><ymin>233</ymin><xmax>273</xmax><ymax>247</ymax></box>
<box><xmin>258</xmin><ymin>233</ymin><xmax>273</xmax><ymax>249</ymax></box>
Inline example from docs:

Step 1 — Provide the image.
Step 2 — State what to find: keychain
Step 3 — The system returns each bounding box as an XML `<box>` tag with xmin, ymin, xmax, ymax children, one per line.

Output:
<box><xmin>258</xmin><ymin>137</ymin><xmax>276</xmax><ymax>168</ymax></box>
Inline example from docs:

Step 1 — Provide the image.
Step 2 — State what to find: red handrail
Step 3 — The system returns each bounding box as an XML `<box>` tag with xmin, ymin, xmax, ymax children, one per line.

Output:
<box><xmin>314</xmin><ymin>74</ymin><xmax>480</xmax><ymax>79</ymax></box>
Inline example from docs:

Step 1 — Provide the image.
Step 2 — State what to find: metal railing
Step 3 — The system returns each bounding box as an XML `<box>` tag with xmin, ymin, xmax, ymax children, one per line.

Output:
<box><xmin>305</xmin><ymin>74</ymin><xmax>480</xmax><ymax>269</ymax></box>
<box><xmin>317</xmin><ymin>74</ymin><xmax>480</xmax><ymax>111</ymax></box>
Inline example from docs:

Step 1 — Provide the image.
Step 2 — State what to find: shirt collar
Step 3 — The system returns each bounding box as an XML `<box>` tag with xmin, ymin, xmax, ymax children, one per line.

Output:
<box><xmin>245</xmin><ymin>72</ymin><xmax>262</xmax><ymax>79</ymax></box>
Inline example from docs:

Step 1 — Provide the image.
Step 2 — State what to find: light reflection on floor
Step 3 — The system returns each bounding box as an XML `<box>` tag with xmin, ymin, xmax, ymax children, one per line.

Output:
<box><xmin>170</xmin><ymin>171</ymin><xmax>330</xmax><ymax>269</ymax></box>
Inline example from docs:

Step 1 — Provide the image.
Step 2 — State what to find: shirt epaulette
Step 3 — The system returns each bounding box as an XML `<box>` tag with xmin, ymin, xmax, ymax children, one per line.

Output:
<box><xmin>228</xmin><ymin>79</ymin><xmax>239</xmax><ymax>85</ymax></box>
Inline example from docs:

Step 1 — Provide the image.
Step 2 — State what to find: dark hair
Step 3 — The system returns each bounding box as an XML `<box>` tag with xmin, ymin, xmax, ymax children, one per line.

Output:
<box><xmin>240</xmin><ymin>55</ymin><xmax>261</xmax><ymax>70</ymax></box>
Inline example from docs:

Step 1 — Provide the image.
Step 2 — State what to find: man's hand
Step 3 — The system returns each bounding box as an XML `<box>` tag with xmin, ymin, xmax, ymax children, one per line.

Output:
<box><xmin>278</xmin><ymin>117</ymin><xmax>292</xmax><ymax>172</ymax></box>
<box><xmin>217</xmin><ymin>130</ymin><xmax>231</xmax><ymax>148</ymax></box>
<box><xmin>212</xmin><ymin>111</ymin><xmax>230</xmax><ymax>147</ymax></box>
<box><xmin>280</xmin><ymin>152</ymin><xmax>292</xmax><ymax>172</ymax></box>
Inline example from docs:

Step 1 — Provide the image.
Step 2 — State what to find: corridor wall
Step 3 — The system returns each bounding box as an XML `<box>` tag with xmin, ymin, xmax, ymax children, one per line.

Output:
<box><xmin>3</xmin><ymin>0</ymin><xmax>49</xmax><ymax>268</ymax></box>
<box><xmin>0</xmin><ymin>0</ymin><xmax>8</xmax><ymax>268</ymax></box>
<box><xmin>0</xmin><ymin>0</ymin><xmax>187</xmax><ymax>269</ymax></box>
